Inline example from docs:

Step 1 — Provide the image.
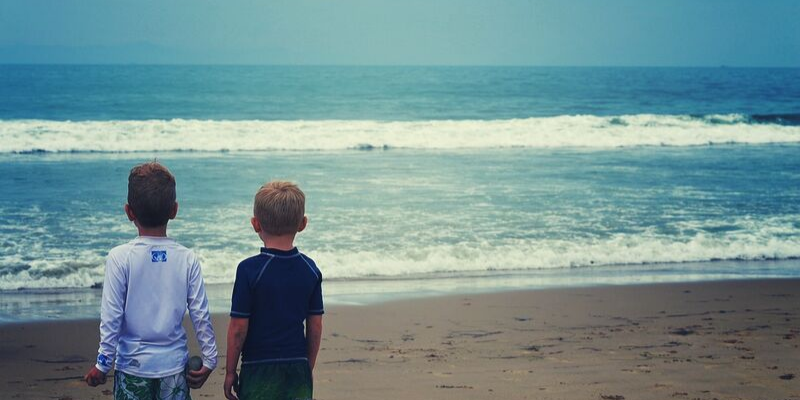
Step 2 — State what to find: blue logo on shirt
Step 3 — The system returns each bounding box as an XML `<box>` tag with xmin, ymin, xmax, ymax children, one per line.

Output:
<box><xmin>97</xmin><ymin>354</ymin><xmax>111</xmax><ymax>368</ymax></box>
<box><xmin>151</xmin><ymin>250</ymin><xmax>167</xmax><ymax>262</ymax></box>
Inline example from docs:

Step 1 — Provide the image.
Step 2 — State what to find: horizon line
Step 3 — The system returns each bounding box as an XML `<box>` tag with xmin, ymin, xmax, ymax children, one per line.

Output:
<box><xmin>1</xmin><ymin>62</ymin><xmax>799</xmax><ymax>69</ymax></box>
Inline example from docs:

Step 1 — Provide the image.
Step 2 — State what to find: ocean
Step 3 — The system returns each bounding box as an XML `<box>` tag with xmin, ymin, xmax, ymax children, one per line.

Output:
<box><xmin>1</xmin><ymin>65</ymin><xmax>799</xmax><ymax>322</ymax></box>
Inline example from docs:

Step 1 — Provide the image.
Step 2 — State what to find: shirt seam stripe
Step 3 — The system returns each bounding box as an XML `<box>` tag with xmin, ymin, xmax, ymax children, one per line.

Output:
<box><xmin>260</xmin><ymin>251</ymin><xmax>301</xmax><ymax>259</ymax></box>
<box><xmin>299</xmin><ymin>254</ymin><xmax>320</xmax><ymax>281</ymax></box>
<box><xmin>253</xmin><ymin>255</ymin><xmax>275</xmax><ymax>287</ymax></box>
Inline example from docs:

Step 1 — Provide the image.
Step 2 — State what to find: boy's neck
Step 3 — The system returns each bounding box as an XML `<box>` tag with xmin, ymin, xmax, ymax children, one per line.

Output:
<box><xmin>260</xmin><ymin>233</ymin><xmax>296</xmax><ymax>251</ymax></box>
<box><xmin>136</xmin><ymin>224</ymin><xmax>169</xmax><ymax>238</ymax></box>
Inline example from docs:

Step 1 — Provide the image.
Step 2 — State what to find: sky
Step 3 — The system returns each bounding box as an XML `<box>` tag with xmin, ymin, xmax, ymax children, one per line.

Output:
<box><xmin>1</xmin><ymin>0</ymin><xmax>799</xmax><ymax>66</ymax></box>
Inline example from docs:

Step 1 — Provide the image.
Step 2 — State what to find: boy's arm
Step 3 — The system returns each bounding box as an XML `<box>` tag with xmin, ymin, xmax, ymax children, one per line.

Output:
<box><xmin>305</xmin><ymin>260</ymin><xmax>324</xmax><ymax>371</ymax></box>
<box><xmin>86</xmin><ymin>254</ymin><xmax>127</xmax><ymax>386</ymax></box>
<box><xmin>306</xmin><ymin>315</ymin><xmax>323</xmax><ymax>370</ymax></box>
<box><xmin>226</xmin><ymin>318</ymin><xmax>249</xmax><ymax>372</ymax></box>
<box><xmin>224</xmin><ymin>317</ymin><xmax>249</xmax><ymax>400</ymax></box>
<box><xmin>186</xmin><ymin>256</ymin><xmax>218</xmax><ymax>370</ymax></box>
<box><xmin>225</xmin><ymin>262</ymin><xmax>253</xmax><ymax>400</ymax></box>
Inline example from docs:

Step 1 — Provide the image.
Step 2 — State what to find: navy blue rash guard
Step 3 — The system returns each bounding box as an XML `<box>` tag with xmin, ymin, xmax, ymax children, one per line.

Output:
<box><xmin>230</xmin><ymin>247</ymin><xmax>324</xmax><ymax>364</ymax></box>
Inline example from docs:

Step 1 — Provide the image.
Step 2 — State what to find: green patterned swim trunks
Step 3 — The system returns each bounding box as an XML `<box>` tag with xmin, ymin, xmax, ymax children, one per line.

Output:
<box><xmin>238</xmin><ymin>360</ymin><xmax>313</xmax><ymax>400</ymax></box>
<box><xmin>113</xmin><ymin>370</ymin><xmax>191</xmax><ymax>400</ymax></box>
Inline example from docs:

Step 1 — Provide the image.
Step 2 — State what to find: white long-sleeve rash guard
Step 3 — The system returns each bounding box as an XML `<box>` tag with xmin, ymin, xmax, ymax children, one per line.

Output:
<box><xmin>95</xmin><ymin>236</ymin><xmax>218</xmax><ymax>378</ymax></box>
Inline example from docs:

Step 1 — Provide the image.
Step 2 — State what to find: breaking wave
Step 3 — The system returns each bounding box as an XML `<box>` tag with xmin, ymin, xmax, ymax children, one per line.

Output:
<box><xmin>2</xmin><ymin>114</ymin><xmax>800</xmax><ymax>153</ymax></box>
<box><xmin>2</xmin><ymin>228</ymin><xmax>799</xmax><ymax>290</ymax></box>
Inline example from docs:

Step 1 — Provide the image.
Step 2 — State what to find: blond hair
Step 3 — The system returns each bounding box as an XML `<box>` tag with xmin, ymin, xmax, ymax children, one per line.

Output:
<box><xmin>254</xmin><ymin>181</ymin><xmax>306</xmax><ymax>235</ymax></box>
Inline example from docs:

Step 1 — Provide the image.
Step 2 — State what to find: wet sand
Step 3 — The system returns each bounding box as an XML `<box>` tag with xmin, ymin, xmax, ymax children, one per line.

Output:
<box><xmin>1</xmin><ymin>279</ymin><xmax>798</xmax><ymax>400</ymax></box>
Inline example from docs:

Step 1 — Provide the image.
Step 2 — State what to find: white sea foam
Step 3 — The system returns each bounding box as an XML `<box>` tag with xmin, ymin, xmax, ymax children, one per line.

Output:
<box><xmin>2</xmin><ymin>228</ymin><xmax>798</xmax><ymax>290</ymax></box>
<box><xmin>2</xmin><ymin>114</ymin><xmax>800</xmax><ymax>153</ymax></box>
<box><xmin>287</xmin><ymin>231</ymin><xmax>800</xmax><ymax>280</ymax></box>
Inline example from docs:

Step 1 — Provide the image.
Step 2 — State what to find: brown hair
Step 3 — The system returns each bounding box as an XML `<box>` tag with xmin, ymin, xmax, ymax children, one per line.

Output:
<box><xmin>254</xmin><ymin>181</ymin><xmax>305</xmax><ymax>235</ymax></box>
<box><xmin>127</xmin><ymin>161</ymin><xmax>176</xmax><ymax>228</ymax></box>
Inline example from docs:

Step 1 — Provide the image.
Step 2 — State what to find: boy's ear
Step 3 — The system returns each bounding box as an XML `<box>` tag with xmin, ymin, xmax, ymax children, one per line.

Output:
<box><xmin>251</xmin><ymin>217</ymin><xmax>262</xmax><ymax>233</ymax></box>
<box><xmin>169</xmin><ymin>202</ymin><xmax>178</xmax><ymax>220</ymax></box>
<box><xmin>124</xmin><ymin>204</ymin><xmax>136</xmax><ymax>222</ymax></box>
<box><xmin>297</xmin><ymin>216</ymin><xmax>308</xmax><ymax>233</ymax></box>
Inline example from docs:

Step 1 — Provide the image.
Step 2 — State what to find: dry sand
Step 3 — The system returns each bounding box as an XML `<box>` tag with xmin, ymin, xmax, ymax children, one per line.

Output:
<box><xmin>1</xmin><ymin>279</ymin><xmax>798</xmax><ymax>400</ymax></box>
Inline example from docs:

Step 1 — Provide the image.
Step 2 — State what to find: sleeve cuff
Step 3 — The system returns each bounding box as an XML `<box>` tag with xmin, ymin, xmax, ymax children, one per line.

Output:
<box><xmin>95</xmin><ymin>363</ymin><xmax>112</xmax><ymax>374</ymax></box>
<box><xmin>230</xmin><ymin>311</ymin><xmax>250</xmax><ymax>318</ymax></box>
<box><xmin>96</xmin><ymin>354</ymin><xmax>113</xmax><ymax>373</ymax></box>
<box><xmin>308</xmin><ymin>309</ymin><xmax>325</xmax><ymax>315</ymax></box>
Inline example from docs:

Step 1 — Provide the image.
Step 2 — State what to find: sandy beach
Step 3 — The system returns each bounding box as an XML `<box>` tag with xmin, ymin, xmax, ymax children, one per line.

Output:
<box><xmin>1</xmin><ymin>279</ymin><xmax>798</xmax><ymax>400</ymax></box>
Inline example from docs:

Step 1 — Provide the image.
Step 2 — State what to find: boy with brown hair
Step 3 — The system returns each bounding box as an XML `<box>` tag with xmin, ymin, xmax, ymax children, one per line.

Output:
<box><xmin>224</xmin><ymin>181</ymin><xmax>324</xmax><ymax>400</ymax></box>
<box><xmin>84</xmin><ymin>161</ymin><xmax>218</xmax><ymax>400</ymax></box>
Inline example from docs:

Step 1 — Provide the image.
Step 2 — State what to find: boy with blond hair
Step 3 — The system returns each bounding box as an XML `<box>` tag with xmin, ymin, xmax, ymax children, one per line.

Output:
<box><xmin>224</xmin><ymin>181</ymin><xmax>324</xmax><ymax>400</ymax></box>
<box><xmin>84</xmin><ymin>161</ymin><xmax>218</xmax><ymax>399</ymax></box>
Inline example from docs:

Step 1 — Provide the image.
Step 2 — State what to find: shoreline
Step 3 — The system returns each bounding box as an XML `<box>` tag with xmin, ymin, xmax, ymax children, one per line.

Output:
<box><xmin>1</xmin><ymin>258</ymin><xmax>798</xmax><ymax>325</ymax></box>
<box><xmin>1</xmin><ymin>279</ymin><xmax>799</xmax><ymax>399</ymax></box>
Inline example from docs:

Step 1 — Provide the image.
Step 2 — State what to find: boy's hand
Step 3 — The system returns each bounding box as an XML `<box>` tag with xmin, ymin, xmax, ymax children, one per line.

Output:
<box><xmin>186</xmin><ymin>366</ymin><xmax>212</xmax><ymax>389</ymax></box>
<box><xmin>223</xmin><ymin>371</ymin><xmax>240</xmax><ymax>400</ymax></box>
<box><xmin>84</xmin><ymin>366</ymin><xmax>107</xmax><ymax>387</ymax></box>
